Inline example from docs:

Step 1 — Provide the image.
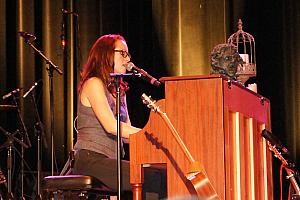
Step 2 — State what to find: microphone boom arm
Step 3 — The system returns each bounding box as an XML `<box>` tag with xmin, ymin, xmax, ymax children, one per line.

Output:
<box><xmin>19</xmin><ymin>33</ymin><xmax>63</xmax><ymax>75</ymax></box>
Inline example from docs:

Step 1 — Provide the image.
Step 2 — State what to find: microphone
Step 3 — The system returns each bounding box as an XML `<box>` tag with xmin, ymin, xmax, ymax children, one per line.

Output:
<box><xmin>124</xmin><ymin>62</ymin><xmax>161</xmax><ymax>87</ymax></box>
<box><xmin>2</xmin><ymin>88</ymin><xmax>22</xmax><ymax>100</ymax></box>
<box><xmin>61</xmin><ymin>8</ymin><xmax>79</xmax><ymax>17</ymax></box>
<box><xmin>23</xmin><ymin>81</ymin><xmax>40</xmax><ymax>98</ymax></box>
<box><xmin>61</xmin><ymin>8</ymin><xmax>68</xmax><ymax>14</ymax></box>
<box><xmin>262</xmin><ymin>129</ymin><xmax>288</xmax><ymax>153</ymax></box>
<box><xmin>60</xmin><ymin>9</ymin><xmax>66</xmax><ymax>48</ymax></box>
<box><xmin>60</xmin><ymin>22</ymin><xmax>66</xmax><ymax>48</ymax></box>
<box><xmin>18</xmin><ymin>31</ymin><xmax>36</xmax><ymax>41</ymax></box>
<box><xmin>60</xmin><ymin>8</ymin><xmax>79</xmax><ymax>49</ymax></box>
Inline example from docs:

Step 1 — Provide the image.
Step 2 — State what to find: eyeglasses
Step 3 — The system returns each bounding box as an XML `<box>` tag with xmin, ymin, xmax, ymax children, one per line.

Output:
<box><xmin>114</xmin><ymin>49</ymin><xmax>131</xmax><ymax>59</ymax></box>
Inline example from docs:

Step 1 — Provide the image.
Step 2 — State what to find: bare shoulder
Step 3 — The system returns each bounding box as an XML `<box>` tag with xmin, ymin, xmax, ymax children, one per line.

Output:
<box><xmin>82</xmin><ymin>77</ymin><xmax>105</xmax><ymax>93</ymax></box>
<box><xmin>81</xmin><ymin>77</ymin><xmax>106</xmax><ymax>106</ymax></box>
<box><xmin>85</xmin><ymin>77</ymin><xmax>104</xmax><ymax>87</ymax></box>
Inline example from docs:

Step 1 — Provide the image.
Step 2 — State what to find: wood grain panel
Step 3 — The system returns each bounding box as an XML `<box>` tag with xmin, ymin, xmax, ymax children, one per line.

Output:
<box><xmin>165</xmin><ymin>78</ymin><xmax>225</xmax><ymax>198</ymax></box>
<box><xmin>130</xmin><ymin>75</ymin><xmax>273</xmax><ymax>199</ymax></box>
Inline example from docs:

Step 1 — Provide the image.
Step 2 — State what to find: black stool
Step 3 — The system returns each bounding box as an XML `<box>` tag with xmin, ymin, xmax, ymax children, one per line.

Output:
<box><xmin>42</xmin><ymin>175</ymin><xmax>116</xmax><ymax>200</ymax></box>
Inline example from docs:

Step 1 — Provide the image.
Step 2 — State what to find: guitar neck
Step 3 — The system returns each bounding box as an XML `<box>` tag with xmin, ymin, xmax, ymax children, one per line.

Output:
<box><xmin>157</xmin><ymin>108</ymin><xmax>219</xmax><ymax>199</ymax></box>
<box><xmin>141</xmin><ymin>93</ymin><xmax>219</xmax><ymax>199</ymax></box>
<box><xmin>157</xmin><ymin>110</ymin><xmax>195</xmax><ymax>163</ymax></box>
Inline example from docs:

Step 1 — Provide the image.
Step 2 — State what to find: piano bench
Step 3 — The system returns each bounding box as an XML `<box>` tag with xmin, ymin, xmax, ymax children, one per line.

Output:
<box><xmin>42</xmin><ymin>175</ymin><xmax>116</xmax><ymax>200</ymax></box>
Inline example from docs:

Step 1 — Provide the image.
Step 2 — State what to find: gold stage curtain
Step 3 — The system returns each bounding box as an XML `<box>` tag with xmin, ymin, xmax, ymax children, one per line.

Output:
<box><xmin>152</xmin><ymin>0</ymin><xmax>228</xmax><ymax>76</ymax></box>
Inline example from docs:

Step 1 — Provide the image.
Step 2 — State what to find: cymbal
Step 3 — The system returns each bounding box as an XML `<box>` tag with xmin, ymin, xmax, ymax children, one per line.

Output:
<box><xmin>0</xmin><ymin>105</ymin><xmax>17</xmax><ymax>111</ymax></box>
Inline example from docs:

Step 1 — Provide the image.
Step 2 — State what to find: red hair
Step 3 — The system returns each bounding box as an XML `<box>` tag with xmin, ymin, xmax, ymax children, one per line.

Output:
<box><xmin>78</xmin><ymin>34</ymin><xmax>126</xmax><ymax>93</ymax></box>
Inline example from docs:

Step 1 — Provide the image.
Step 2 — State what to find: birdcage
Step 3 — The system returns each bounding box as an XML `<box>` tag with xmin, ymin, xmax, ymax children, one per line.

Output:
<box><xmin>227</xmin><ymin>19</ymin><xmax>256</xmax><ymax>84</ymax></box>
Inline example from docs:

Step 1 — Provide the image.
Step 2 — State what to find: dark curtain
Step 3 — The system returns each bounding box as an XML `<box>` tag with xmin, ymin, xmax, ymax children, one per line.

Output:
<box><xmin>0</xmin><ymin>0</ymin><xmax>300</xmax><ymax>199</ymax></box>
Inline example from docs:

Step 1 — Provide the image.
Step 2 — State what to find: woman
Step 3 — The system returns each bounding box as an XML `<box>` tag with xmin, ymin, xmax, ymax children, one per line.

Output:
<box><xmin>73</xmin><ymin>34</ymin><xmax>140</xmax><ymax>192</ymax></box>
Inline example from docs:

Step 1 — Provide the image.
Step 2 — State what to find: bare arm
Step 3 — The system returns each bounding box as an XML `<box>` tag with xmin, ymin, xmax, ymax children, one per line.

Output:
<box><xmin>80</xmin><ymin>77</ymin><xmax>140</xmax><ymax>138</ymax></box>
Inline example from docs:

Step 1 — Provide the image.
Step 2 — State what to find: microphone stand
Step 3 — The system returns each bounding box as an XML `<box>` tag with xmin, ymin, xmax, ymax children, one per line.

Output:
<box><xmin>109</xmin><ymin>73</ymin><xmax>134</xmax><ymax>200</ymax></box>
<box><xmin>266</xmin><ymin>142</ymin><xmax>300</xmax><ymax>198</ymax></box>
<box><xmin>12</xmin><ymin>95</ymin><xmax>31</xmax><ymax>200</ymax></box>
<box><xmin>262</xmin><ymin>129</ymin><xmax>300</xmax><ymax>199</ymax></box>
<box><xmin>21</xmin><ymin>37</ymin><xmax>63</xmax><ymax>176</ymax></box>
<box><xmin>0</xmin><ymin>126</ymin><xmax>28</xmax><ymax>200</ymax></box>
<box><xmin>28</xmin><ymin>88</ymin><xmax>46</xmax><ymax>199</ymax></box>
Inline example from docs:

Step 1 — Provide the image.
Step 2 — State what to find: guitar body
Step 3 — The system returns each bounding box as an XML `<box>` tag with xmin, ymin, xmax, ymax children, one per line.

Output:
<box><xmin>187</xmin><ymin>171</ymin><xmax>220</xmax><ymax>199</ymax></box>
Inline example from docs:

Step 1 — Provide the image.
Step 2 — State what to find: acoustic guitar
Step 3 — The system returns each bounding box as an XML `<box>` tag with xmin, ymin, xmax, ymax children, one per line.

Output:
<box><xmin>141</xmin><ymin>94</ymin><xmax>220</xmax><ymax>199</ymax></box>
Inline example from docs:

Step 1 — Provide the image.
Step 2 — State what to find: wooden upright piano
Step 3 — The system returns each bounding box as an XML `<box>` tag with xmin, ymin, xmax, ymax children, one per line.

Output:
<box><xmin>129</xmin><ymin>75</ymin><xmax>273</xmax><ymax>199</ymax></box>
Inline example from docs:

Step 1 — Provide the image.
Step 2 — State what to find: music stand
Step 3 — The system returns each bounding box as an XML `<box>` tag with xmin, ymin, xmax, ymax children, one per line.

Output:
<box><xmin>1</xmin><ymin>94</ymin><xmax>31</xmax><ymax>199</ymax></box>
<box><xmin>0</xmin><ymin>105</ymin><xmax>17</xmax><ymax>111</ymax></box>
